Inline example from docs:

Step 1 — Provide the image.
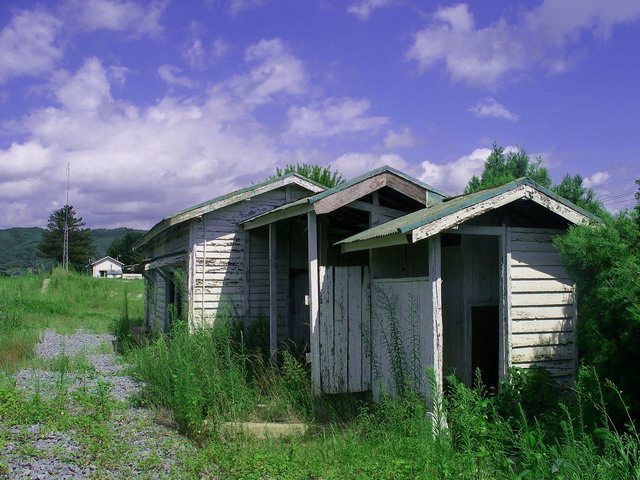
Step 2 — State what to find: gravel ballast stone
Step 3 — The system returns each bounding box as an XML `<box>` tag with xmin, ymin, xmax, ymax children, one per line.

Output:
<box><xmin>1</xmin><ymin>329</ymin><xmax>198</xmax><ymax>479</ymax></box>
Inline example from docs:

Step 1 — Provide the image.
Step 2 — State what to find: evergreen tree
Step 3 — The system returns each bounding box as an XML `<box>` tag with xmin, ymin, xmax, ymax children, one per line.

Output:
<box><xmin>464</xmin><ymin>142</ymin><xmax>552</xmax><ymax>193</ymax></box>
<box><xmin>552</xmin><ymin>174</ymin><xmax>605</xmax><ymax>216</ymax></box>
<box><xmin>107</xmin><ymin>229</ymin><xmax>146</xmax><ymax>265</ymax></box>
<box><xmin>37</xmin><ymin>205</ymin><xmax>95</xmax><ymax>270</ymax></box>
<box><xmin>269</xmin><ymin>163</ymin><xmax>344</xmax><ymax>189</ymax></box>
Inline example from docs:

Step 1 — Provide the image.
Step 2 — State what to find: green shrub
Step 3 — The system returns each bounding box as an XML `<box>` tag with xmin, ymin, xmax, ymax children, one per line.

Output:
<box><xmin>555</xmin><ymin>214</ymin><xmax>640</xmax><ymax>417</ymax></box>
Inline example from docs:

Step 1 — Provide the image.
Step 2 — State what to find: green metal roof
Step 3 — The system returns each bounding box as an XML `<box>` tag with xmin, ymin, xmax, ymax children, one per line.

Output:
<box><xmin>337</xmin><ymin>177</ymin><xmax>602</xmax><ymax>246</ymax></box>
<box><xmin>166</xmin><ymin>172</ymin><xmax>325</xmax><ymax>221</ymax></box>
<box><xmin>240</xmin><ymin>165</ymin><xmax>448</xmax><ymax>225</ymax></box>
<box><xmin>134</xmin><ymin>172</ymin><xmax>325</xmax><ymax>249</ymax></box>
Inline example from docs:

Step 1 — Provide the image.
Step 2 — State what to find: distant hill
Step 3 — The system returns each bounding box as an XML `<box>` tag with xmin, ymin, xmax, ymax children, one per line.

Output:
<box><xmin>0</xmin><ymin>227</ymin><xmax>146</xmax><ymax>275</ymax></box>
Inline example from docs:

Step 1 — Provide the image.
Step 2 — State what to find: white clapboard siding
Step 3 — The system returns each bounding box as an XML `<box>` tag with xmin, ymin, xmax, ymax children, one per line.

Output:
<box><xmin>511</xmin><ymin>279</ymin><xmax>573</xmax><ymax>293</ymax></box>
<box><xmin>319</xmin><ymin>266</ymin><xmax>371</xmax><ymax>393</ymax></box>
<box><xmin>189</xmin><ymin>188</ymin><xmax>291</xmax><ymax>327</ymax></box>
<box><xmin>509</xmin><ymin>229</ymin><xmax>576</xmax><ymax>381</ymax></box>
<box><xmin>371</xmin><ymin>277</ymin><xmax>431</xmax><ymax>399</ymax></box>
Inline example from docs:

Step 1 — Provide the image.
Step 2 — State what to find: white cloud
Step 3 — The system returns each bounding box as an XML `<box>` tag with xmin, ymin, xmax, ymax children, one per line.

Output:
<box><xmin>583</xmin><ymin>171</ymin><xmax>609</xmax><ymax>188</ymax></box>
<box><xmin>224</xmin><ymin>39</ymin><xmax>307</xmax><ymax>106</ymax></box>
<box><xmin>287</xmin><ymin>98</ymin><xmax>388</xmax><ymax>138</ymax></box>
<box><xmin>228</xmin><ymin>0</ymin><xmax>266</xmax><ymax>16</ymax></box>
<box><xmin>53</xmin><ymin>57</ymin><xmax>113</xmax><ymax>112</ymax></box>
<box><xmin>0</xmin><ymin>40</ymin><xmax>322</xmax><ymax>228</ymax></box>
<box><xmin>184</xmin><ymin>37</ymin><xmax>230</xmax><ymax>70</ymax></box>
<box><xmin>184</xmin><ymin>38</ymin><xmax>206</xmax><ymax>70</ymax></box>
<box><xmin>331</xmin><ymin>153</ymin><xmax>408</xmax><ymax>180</ymax></box>
<box><xmin>384</xmin><ymin>127</ymin><xmax>415</xmax><ymax>148</ymax></box>
<box><xmin>0</xmin><ymin>141</ymin><xmax>55</xmax><ymax>180</ymax></box>
<box><xmin>348</xmin><ymin>0</ymin><xmax>393</xmax><ymax>21</ymax></box>
<box><xmin>212</xmin><ymin>38</ymin><xmax>230</xmax><ymax>60</ymax></box>
<box><xmin>418</xmin><ymin>147</ymin><xmax>493</xmax><ymax>194</ymax></box>
<box><xmin>158</xmin><ymin>65</ymin><xmax>196</xmax><ymax>88</ymax></box>
<box><xmin>469</xmin><ymin>98</ymin><xmax>518</xmax><ymax>121</ymax></box>
<box><xmin>67</xmin><ymin>0</ymin><xmax>167</xmax><ymax>37</ymax></box>
<box><xmin>407</xmin><ymin>1</ymin><xmax>640</xmax><ymax>88</ymax></box>
<box><xmin>0</xmin><ymin>9</ymin><xmax>62</xmax><ymax>83</ymax></box>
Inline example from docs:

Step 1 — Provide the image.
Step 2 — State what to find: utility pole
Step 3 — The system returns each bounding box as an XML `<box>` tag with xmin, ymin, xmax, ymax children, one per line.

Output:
<box><xmin>62</xmin><ymin>164</ymin><xmax>70</xmax><ymax>270</ymax></box>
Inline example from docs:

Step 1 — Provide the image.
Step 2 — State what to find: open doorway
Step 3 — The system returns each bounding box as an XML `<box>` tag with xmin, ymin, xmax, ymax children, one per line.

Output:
<box><xmin>470</xmin><ymin>304</ymin><xmax>499</xmax><ymax>390</ymax></box>
<box><xmin>442</xmin><ymin>234</ymin><xmax>500</xmax><ymax>389</ymax></box>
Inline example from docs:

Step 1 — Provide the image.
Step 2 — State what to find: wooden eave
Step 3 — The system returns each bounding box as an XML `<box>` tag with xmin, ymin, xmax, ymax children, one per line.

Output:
<box><xmin>337</xmin><ymin>178</ymin><xmax>600</xmax><ymax>253</ymax></box>
<box><xmin>242</xmin><ymin>169</ymin><xmax>432</xmax><ymax>231</ymax></box>
<box><xmin>134</xmin><ymin>174</ymin><xmax>324</xmax><ymax>249</ymax></box>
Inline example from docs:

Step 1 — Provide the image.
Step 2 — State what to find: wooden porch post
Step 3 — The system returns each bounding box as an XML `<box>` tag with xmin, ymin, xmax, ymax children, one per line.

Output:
<box><xmin>429</xmin><ymin>235</ymin><xmax>443</xmax><ymax>394</ymax></box>
<box><xmin>308</xmin><ymin>211</ymin><xmax>321</xmax><ymax>394</ymax></box>
<box><xmin>269</xmin><ymin>223</ymin><xmax>277</xmax><ymax>360</ymax></box>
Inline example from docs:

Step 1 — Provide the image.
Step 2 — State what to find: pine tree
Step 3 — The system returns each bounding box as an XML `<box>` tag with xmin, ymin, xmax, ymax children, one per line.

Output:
<box><xmin>464</xmin><ymin>142</ymin><xmax>552</xmax><ymax>193</ymax></box>
<box><xmin>269</xmin><ymin>163</ymin><xmax>344</xmax><ymax>189</ymax></box>
<box><xmin>552</xmin><ymin>174</ymin><xmax>605</xmax><ymax>216</ymax></box>
<box><xmin>37</xmin><ymin>205</ymin><xmax>96</xmax><ymax>270</ymax></box>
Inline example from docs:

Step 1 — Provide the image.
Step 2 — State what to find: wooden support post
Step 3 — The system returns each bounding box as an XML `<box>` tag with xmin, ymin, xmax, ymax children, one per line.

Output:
<box><xmin>308</xmin><ymin>211</ymin><xmax>321</xmax><ymax>395</ymax></box>
<box><xmin>269</xmin><ymin>223</ymin><xmax>278</xmax><ymax>361</ymax></box>
<box><xmin>499</xmin><ymin>225</ymin><xmax>512</xmax><ymax>383</ymax></box>
<box><xmin>428</xmin><ymin>235</ymin><xmax>443</xmax><ymax>394</ymax></box>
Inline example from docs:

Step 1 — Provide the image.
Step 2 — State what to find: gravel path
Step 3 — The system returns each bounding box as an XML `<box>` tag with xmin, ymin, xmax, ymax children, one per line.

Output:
<box><xmin>0</xmin><ymin>330</ymin><xmax>200</xmax><ymax>479</ymax></box>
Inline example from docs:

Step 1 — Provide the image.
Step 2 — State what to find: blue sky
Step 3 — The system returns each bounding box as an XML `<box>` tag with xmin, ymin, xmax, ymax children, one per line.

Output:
<box><xmin>0</xmin><ymin>0</ymin><xmax>638</xmax><ymax>229</ymax></box>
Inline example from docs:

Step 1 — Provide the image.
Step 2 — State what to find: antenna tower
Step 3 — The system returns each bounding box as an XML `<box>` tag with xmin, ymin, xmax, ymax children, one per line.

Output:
<box><xmin>62</xmin><ymin>164</ymin><xmax>70</xmax><ymax>270</ymax></box>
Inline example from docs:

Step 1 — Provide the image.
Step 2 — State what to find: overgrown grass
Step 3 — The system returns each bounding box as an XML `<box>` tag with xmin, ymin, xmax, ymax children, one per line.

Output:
<box><xmin>127</xmin><ymin>318</ymin><xmax>640</xmax><ymax>479</ymax></box>
<box><xmin>0</xmin><ymin>268</ymin><xmax>143</xmax><ymax>372</ymax></box>
<box><xmin>2</xmin><ymin>269</ymin><xmax>639</xmax><ymax>478</ymax></box>
<box><xmin>126</xmin><ymin>319</ymin><xmax>314</xmax><ymax>440</ymax></box>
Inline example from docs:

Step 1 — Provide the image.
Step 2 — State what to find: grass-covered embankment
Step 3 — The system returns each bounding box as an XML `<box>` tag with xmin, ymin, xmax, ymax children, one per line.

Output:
<box><xmin>0</xmin><ymin>268</ymin><xmax>143</xmax><ymax>372</ymax></box>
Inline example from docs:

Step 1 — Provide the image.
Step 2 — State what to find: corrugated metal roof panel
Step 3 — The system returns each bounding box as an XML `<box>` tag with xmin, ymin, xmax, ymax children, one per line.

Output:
<box><xmin>239</xmin><ymin>165</ymin><xmax>449</xmax><ymax>225</ymax></box>
<box><xmin>337</xmin><ymin>178</ymin><xmax>601</xmax><ymax>245</ymax></box>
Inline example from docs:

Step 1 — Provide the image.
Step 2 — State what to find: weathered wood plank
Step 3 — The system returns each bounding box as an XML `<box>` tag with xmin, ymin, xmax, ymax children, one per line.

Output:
<box><xmin>511</xmin><ymin>240</ymin><xmax>560</xmax><ymax>252</ymax></box>
<box><xmin>511</xmin><ymin>251</ymin><xmax>564</xmax><ymax>267</ymax></box>
<box><xmin>319</xmin><ymin>266</ymin><xmax>334</xmax><ymax>393</ymax></box>
<box><xmin>510</xmin><ymin>265</ymin><xmax>570</xmax><ymax>280</ymax></box>
<box><xmin>511</xmin><ymin>344</ymin><xmax>574</xmax><ymax>363</ymax></box>
<box><xmin>314</xmin><ymin>175</ymin><xmax>386</xmax><ymax>215</ymax></box>
<box><xmin>269</xmin><ymin>224</ymin><xmax>277</xmax><ymax>359</ymax></box>
<box><xmin>333</xmin><ymin>266</ymin><xmax>348</xmax><ymax>393</ymax></box>
<box><xmin>308</xmin><ymin>211</ymin><xmax>321</xmax><ymax>395</ymax></box>
<box><xmin>511</xmin><ymin>317</ymin><xmax>575</xmax><ymax>334</ymax></box>
<box><xmin>512</xmin><ymin>306</ymin><xmax>574</xmax><ymax>319</ymax></box>
<box><xmin>511</xmin><ymin>361</ymin><xmax>574</xmax><ymax>377</ymax></box>
<box><xmin>348</xmin><ymin>266</ymin><xmax>362</xmax><ymax>392</ymax></box>
<box><xmin>511</xmin><ymin>332</ymin><xmax>575</xmax><ymax>347</ymax></box>
<box><xmin>361</xmin><ymin>266</ymin><xmax>371</xmax><ymax>390</ymax></box>
<box><xmin>511</xmin><ymin>292</ymin><xmax>575</xmax><ymax>307</ymax></box>
<box><xmin>511</xmin><ymin>279</ymin><xmax>573</xmax><ymax>293</ymax></box>
<box><xmin>429</xmin><ymin>235</ymin><xmax>443</xmax><ymax>395</ymax></box>
<box><xmin>510</xmin><ymin>231</ymin><xmax>557</xmax><ymax>243</ymax></box>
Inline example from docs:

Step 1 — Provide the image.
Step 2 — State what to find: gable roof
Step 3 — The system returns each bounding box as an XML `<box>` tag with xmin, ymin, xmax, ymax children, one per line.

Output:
<box><xmin>337</xmin><ymin>178</ymin><xmax>601</xmax><ymax>252</ymax></box>
<box><xmin>89</xmin><ymin>256</ymin><xmax>124</xmax><ymax>267</ymax></box>
<box><xmin>134</xmin><ymin>173</ymin><xmax>325</xmax><ymax>249</ymax></box>
<box><xmin>242</xmin><ymin>165</ymin><xmax>448</xmax><ymax>231</ymax></box>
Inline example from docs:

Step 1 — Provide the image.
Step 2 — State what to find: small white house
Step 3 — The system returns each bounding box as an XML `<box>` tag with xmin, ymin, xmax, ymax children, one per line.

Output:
<box><xmin>88</xmin><ymin>256</ymin><xmax>124</xmax><ymax>278</ymax></box>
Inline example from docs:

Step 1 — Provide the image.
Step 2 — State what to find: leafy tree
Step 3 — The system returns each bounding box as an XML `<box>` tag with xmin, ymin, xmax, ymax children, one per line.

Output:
<box><xmin>269</xmin><ymin>163</ymin><xmax>344</xmax><ymax>189</ymax></box>
<box><xmin>552</xmin><ymin>174</ymin><xmax>605</xmax><ymax>216</ymax></box>
<box><xmin>555</xmin><ymin>214</ymin><xmax>640</xmax><ymax>415</ymax></box>
<box><xmin>37</xmin><ymin>205</ymin><xmax>95</xmax><ymax>270</ymax></box>
<box><xmin>106</xmin><ymin>229</ymin><xmax>146</xmax><ymax>265</ymax></box>
<box><xmin>464</xmin><ymin>142</ymin><xmax>552</xmax><ymax>193</ymax></box>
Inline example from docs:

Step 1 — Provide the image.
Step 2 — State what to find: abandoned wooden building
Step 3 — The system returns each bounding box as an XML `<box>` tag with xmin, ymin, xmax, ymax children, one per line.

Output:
<box><xmin>135</xmin><ymin>167</ymin><xmax>599</xmax><ymax>397</ymax></box>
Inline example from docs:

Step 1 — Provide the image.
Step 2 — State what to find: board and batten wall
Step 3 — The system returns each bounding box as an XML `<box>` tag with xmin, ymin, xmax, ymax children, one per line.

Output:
<box><xmin>508</xmin><ymin>227</ymin><xmax>577</xmax><ymax>384</ymax></box>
